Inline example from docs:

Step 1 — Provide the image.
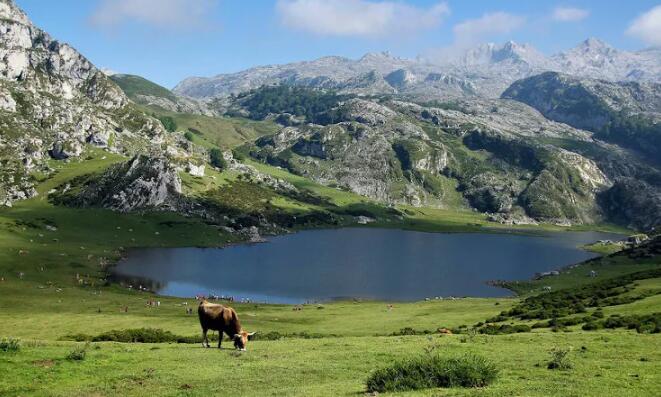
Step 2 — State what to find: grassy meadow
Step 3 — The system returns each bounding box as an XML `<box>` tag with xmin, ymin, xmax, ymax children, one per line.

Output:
<box><xmin>0</xmin><ymin>146</ymin><xmax>659</xmax><ymax>396</ymax></box>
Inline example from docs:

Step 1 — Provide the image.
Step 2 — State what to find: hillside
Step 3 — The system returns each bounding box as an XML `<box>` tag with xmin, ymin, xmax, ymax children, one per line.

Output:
<box><xmin>222</xmin><ymin>85</ymin><xmax>659</xmax><ymax>231</ymax></box>
<box><xmin>502</xmin><ymin>71</ymin><xmax>661</xmax><ymax>160</ymax></box>
<box><xmin>110</xmin><ymin>74</ymin><xmax>177</xmax><ymax>102</ymax></box>
<box><xmin>109</xmin><ymin>73</ymin><xmax>215</xmax><ymax>116</ymax></box>
<box><xmin>0</xmin><ymin>0</ymin><xmax>184</xmax><ymax>208</ymax></box>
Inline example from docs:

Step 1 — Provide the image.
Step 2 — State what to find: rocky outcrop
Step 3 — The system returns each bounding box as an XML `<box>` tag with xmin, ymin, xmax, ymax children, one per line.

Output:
<box><xmin>0</xmin><ymin>0</ymin><xmax>177</xmax><ymax>206</ymax></box>
<box><xmin>598</xmin><ymin>178</ymin><xmax>661</xmax><ymax>232</ymax></box>
<box><xmin>51</xmin><ymin>155</ymin><xmax>182</xmax><ymax>212</ymax></box>
<box><xmin>503</xmin><ymin>72</ymin><xmax>661</xmax><ymax>159</ymax></box>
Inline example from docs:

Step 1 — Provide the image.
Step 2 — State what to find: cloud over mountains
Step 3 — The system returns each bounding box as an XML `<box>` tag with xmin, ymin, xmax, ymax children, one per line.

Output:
<box><xmin>276</xmin><ymin>0</ymin><xmax>450</xmax><ymax>37</ymax></box>
<box><xmin>89</xmin><ymin>0</ymin><xmax>218</xmax><ymax>32</ymax></box>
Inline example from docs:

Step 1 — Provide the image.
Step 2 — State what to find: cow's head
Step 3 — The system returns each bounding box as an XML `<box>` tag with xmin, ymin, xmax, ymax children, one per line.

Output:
<box><xmin>233</xmin><ymin>331</ymin><xmax>256</xmax><ymax>351</ymax></box>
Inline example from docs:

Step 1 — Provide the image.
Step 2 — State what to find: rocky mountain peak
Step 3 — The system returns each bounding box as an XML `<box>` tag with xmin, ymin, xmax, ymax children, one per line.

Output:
<box><xmin>359</xmin><ymin>51</ymin><xmax>398</xmax><ymax>62</ymax></box>
<box><xmin>0</xmin><ymin>0</ymin><xmax>127</xmax><ymax>109</ymax></box>
<box><xmin>453</xmin><ymin>41</ymin><xmax>548</xmax><ymax>69</ymax></box>
<box><xmin>0</xmin><ymin>0</ymin><xmax>29</xmax><ymax>25</ymax></box>
<box><xmin>579</xmin><ymin>37</ymin><xmax>612</xmax><ymax>51</ymax></box>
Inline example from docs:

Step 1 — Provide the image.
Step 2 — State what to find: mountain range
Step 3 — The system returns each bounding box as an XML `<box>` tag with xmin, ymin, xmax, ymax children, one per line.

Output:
<box><xmin>174</xmin><ymin>38</ymin><xmax>661</xmax><ymax>100</ymax></box>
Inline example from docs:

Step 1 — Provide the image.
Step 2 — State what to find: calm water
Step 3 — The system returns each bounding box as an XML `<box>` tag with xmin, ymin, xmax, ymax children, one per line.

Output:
<box><xmin>112</xmin><ymin>228</ymin><xmax>622</xmax><ymax>303</ymax></box>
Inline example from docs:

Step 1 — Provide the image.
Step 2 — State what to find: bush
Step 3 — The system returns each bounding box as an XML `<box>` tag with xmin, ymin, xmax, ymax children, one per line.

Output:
<box><xmin>157</xmin><ymin>115</ymin><xmax>177</xmax><ymax>132</ymax></box>
<box><xmin>391</xmin><ymin>327</ymin><xmax>433</xmax><ymax>336</ymax></box>
<box><xmin>581</xmin><ymin>322</ymin><xmax>603</xmax><ymax>331</ymax></box>
<box><xmin>0</xmin><ymin>338</ymin><xmax>20</xmax><ymax>353</ymax></box>
<box><xmin>366</xmin><ymin>354</ymin><xmax>498</xmax><ymax>393</ymax></box>
<box><xmin>479</xmin><ymin>324</ymin><xmax>531</xmax><ymax>335</ymax></box>
<box><xmin>63</xmin><ymin>328</ymin><xmax>336</xmax><ymax>344</ymax></box>
<box><xmin>67</xmin><ymin>343</ymin><xmax>89</xmax><ymax>361</ymax></box>
<box><xmin>64</xmin><ymin>328</ymin><xmax>202</xmax><ymax>344</ymax></box>
<box><xmin>209</xmin><ymin>148</ymin><xmax>227</xmax><ymax>170</ymax></box>
<box><xmin>547</xmin><ymin>347</ymin><xmax>572</xmax><ymax>370</ymax></box>
<box><xmin>184</xmin><ymin>131</ymin><xmax>194</xmax><ymax>141</ymax></box>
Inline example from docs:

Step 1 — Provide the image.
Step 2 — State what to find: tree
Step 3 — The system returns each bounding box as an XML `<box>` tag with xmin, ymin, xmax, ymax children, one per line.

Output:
<box><xmin>209</xmin><ymin>148</ymin><xmax>227</xmax><ymax>170</ymax></box>
<box><xmin>157</xmin><ymin>116</ymin><xmax>177</xmax><ymax>132</ymax></box>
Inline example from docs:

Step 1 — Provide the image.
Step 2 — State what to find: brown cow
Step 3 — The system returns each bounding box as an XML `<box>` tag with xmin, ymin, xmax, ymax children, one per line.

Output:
<box><xmin>198</xmin><ymin>300</ymin><xmax>255</xmax><ymax>350</ymax></box>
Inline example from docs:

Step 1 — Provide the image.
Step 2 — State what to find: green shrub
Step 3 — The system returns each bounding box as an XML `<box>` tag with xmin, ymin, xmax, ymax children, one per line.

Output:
<box><xmin>581</xmin><ymin>322</ymin><xmax>603</xmax><ymax>331</ymax></box>
<box><xmin>67</xmin><ymin>343</ymin><xmax>89</xmax><ymax>361</ymax></box>
<box><xmin>64</xmin><ymin>328</ymin><xmax>202</xmax><ymax>344</ymax></box>
<box><xmin>366</xmin><ymin>353</ymin><xmax>498</xmax><ymax>393</ymax></box>
<box><xmin>391</xmin><ymin>327</ymin><xmax>433</xmax><ymax>336</ymax></box>
<box><xmin>0</xmin><ymin>338</ymin><xmax>20</xmax><ymax>353</ymax></box>
<box><xmin>157</xmin><ymin>115</ymin><xmax>177</xmax><ymax>132</ymax></box>
<box><xmin>209</xmin><ymin>148</ymin><xmax>227</xmax><ymax>170</ymax></box>
<box><xmin>547</xmin><ymin>347</ymin><xmax>572</xmax><ymax>370</ymax></box>
<box><xmin>479</xmin><ymin>324</ymin><xmax>531</xmax><ymax>335</ymax></box>
<box><xmin>184</xmin><ymin>131</ymin><xmax>194</xmax><ymax>141</ymax></box>
<box><xmin>63</xmin><ymin>328</ymin><xmax>335</xmax><ymax>344</ymax></box>
<box><xmin>498</xmin><ymin>269</ymin><xmax>661</xmax><ymax>323</ymax></box>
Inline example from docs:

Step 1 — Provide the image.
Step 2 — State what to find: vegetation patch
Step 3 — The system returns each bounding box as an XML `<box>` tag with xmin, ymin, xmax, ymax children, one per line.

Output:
<box><xmin>0</xmin><ymin>337</ymin><xmax>21</xmax><ymax>353</ymax></box>
<box><xmin>66</xmin><ymin>343</ymin><xmax>89</xmax><ymax>361</ymax></box>
<box><xmin>63</xmin><ymin>328</ymin><xmax>335</xmax><ymax>344</ymax></box>
<box><xmin>231</xmin><ymin>85</ymin><xmax>351</xmax><ymax>124</ymax></box>
<box><xmin>493</xmin><ymin>268</ymin><xmax>661</xmax><ymax>323</ymax></box>
<box><xmin>365</xmin><ymin>353</ymin><xmax>498</xmax><ymax>393</ymax></box>
<box><xmin>547</xmin><ymin>347</ymin><xmax>573</xmax><ymax>370</ymax></box>
<box><xmin>582</xmin><ymin>313</ymin><xmax>661</xmax><ymax>333</ymax></box>
<box><xmin>65</xmin><ymin>328</ymin><xmax>202</xmax><ymax>344</ymax></box>
<box><xmin>478</xmin><ymin>324</ymin><xmax>531</xmax><ymax>335</ymax></box>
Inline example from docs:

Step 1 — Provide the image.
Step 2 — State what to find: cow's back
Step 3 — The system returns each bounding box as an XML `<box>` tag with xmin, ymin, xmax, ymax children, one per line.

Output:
<box><xmin>198</xmin><ymin>302</ymin><xmax>239</xmax><ymax>334</ymax></box>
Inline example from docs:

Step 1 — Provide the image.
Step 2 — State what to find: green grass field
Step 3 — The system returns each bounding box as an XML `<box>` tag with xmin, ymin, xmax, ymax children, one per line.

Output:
<box><xmin>1</xmin><ymin>332</ymin><xmax>659</xmax><ymax>396</ymax></box>
<box><xmin>1</xmin><ymin>146</ymin><xmax>659</xmax><ymax>396</ymax></box>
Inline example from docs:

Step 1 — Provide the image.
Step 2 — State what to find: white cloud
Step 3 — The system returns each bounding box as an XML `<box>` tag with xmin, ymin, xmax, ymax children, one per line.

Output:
<box><xmin>627</xmin><ymin>5</ymin><xmax>661</xmax><ymax>46</ymax></box>
<box><xmin>552</xmin><ymin>7</ymin><xmax>589</xmax><ymax>22</ymax></box>
<box><xmin>420</xmin><ymin>11</ymin><xmax>527</xmax><ymax>63</ymax></box>
<box><xmin>452</xmin><ymin>12</ymin><xmax>526</xmax><ymax>46</ymax></box>
<box><xmin>276</xmin><ymin>0</ymin><xmax>450</xmax><ymax>37</ymax></box>
<box><xmin>89</xmin><ymin>0</ymin><xmax>217</xmax><ymax>31</ymax></box>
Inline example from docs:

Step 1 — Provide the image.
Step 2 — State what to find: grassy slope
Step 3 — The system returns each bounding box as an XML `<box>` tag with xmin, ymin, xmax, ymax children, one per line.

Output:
<box><xmin>143</xmin><ymin>105</ymin><xmax>278</xmax><ymax>150</ymax></box>
<box><xmin>109</xmin><ymin>74</ymin><xmax>177</xmax><ymax>102</ymax></box>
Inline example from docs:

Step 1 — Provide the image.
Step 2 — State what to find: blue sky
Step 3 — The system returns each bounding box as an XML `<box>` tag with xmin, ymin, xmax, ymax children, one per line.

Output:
<box><xmin>15</xmin><ymin>0</ymin><xmax>661</xmax><ymax>89</ymax></box>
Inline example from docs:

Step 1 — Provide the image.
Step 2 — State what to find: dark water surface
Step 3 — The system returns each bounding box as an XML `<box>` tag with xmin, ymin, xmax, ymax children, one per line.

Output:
<box><xmin>112</xmin><ymin>228</ymin><xmax>621</xmax><ymax>303</ymax></box>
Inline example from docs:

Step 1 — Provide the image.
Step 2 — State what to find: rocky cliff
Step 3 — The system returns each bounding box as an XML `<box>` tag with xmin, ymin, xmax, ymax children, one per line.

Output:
<box><xmin>502</xmin><ymin>71</ymin><xmax>661</xmax><ymax>160</ymax></box>
<box><xmin>0</xmin><ymin>0</ymin><xmax>185</xmax><ymax>207</ymax></box>
<box><xmin>50</xmin><ymin>155</ymin><xmax>183</xmax><ymax>212</ymax></box>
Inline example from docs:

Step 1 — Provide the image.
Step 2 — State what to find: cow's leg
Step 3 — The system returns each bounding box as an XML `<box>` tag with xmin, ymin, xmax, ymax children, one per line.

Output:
<box><xmin>202</xmin><ymin>328</ymin><xmax>209</xmax><ymax>348</ymax></box>
<box><xmin>218</xmin><ymin>331</ymin><xmax>222</xmax><ymax>349</ymax></box>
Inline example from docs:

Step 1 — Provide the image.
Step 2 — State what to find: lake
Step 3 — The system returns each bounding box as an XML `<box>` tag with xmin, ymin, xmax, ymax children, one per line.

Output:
<box><xmin>112</xmin><ymin>228</ymin><xmax>622</xmax><ymax>303</ymax></box>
